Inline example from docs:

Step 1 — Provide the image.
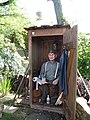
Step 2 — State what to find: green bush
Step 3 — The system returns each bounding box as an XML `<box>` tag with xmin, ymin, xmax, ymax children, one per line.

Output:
<box><xmin>78</xmin><ymin>33</ymin><xmax>90</xmax><ymax>79</ymax></box>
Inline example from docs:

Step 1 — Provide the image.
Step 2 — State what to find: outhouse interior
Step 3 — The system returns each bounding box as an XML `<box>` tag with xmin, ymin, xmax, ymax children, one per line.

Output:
<box><xmin>25</xmin><ymin>24</ymin><xmax>78</xmax><ymax>120</ymax></box>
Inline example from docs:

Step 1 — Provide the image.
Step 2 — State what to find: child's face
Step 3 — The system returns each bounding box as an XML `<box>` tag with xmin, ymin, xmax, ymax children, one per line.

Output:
<box><xmin>48</xmin><ymin>53</ymin><xmax>57</xmax><ymax>61</ymax></box>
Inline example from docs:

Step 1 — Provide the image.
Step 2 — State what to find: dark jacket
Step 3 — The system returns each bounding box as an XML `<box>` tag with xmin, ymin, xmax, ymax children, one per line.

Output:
<box><xmin>59</xmin><ymin>48</ymin><xmax>68</xmax><ymax>95</ymax></box>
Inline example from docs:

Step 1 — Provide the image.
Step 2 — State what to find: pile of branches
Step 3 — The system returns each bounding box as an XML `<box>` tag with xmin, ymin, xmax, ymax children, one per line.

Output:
<box><xmin>77</xmin><ymin>74</ymin><xmax>90</xmax><ymax>102</ymax></box>
<box><xmin>11</xmin><ymin>75</ymin><xmax>29</xmax><ymax>96</ymax></box>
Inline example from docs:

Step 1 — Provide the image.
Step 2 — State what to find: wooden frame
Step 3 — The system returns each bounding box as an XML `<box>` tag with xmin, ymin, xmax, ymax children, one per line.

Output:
<box><xmin>25</xmin><ymin>24</ymin><xmax>78</xmax><ymax>120</ymax></box>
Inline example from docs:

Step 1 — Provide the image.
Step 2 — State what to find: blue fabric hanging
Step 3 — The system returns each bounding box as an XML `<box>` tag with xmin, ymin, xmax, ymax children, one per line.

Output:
<box><xmin>59</xmin><ymin>48</ymin><xmax>68</xmax><ymax>95</ymax></box>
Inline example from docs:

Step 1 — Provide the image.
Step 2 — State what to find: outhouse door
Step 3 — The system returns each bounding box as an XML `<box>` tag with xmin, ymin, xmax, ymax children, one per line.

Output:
<box><xmin>63</xmin><ymin>25</ymin><xmax>78</xmax><ymax>120</ymax></box>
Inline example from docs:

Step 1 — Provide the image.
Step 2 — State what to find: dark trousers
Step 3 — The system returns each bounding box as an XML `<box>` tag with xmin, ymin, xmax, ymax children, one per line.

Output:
<box><xmin>41</xmin><ymin>82</ymin><xmax>59</xmax><ymax>104</ymax></box>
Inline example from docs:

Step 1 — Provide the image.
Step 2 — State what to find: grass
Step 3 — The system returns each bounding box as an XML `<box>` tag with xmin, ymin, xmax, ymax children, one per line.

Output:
<box><xmin>2</xmin><ymin>106</ymin><xmax>35</xmax><ymax>120</ymax></box>
<box><xmin>2</xmin><ymin>112</ymin><xmax>22</xmax><ymax>120</ymax></box>
<box><xmin>1</xmin><ymin>98</ymin><xmax>23</xmax><ymax>120</ymax></box>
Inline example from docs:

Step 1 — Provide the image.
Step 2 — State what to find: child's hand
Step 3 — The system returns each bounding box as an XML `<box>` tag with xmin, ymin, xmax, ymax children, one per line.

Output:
<box><xmin>41</xmin><ymin>79</ymin><xmax>47</xmax><ymax>84</ymax></box>
<box><xmin>53</xmin><ymin>79</ymin><xmax>58</xmax><ymax>85</ymax></box>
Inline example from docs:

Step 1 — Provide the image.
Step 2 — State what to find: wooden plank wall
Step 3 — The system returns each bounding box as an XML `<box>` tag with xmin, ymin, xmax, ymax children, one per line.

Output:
<box><xmin>63</xmin><ymin>25</ymin><xmax>78</xmax><ymax>120</ymax></box>
<box><xmin>32</xmin><ymin>36</ymin><xmax>63</xmax><ymax>77</ymax></box>
<box><xmin>27</xmin><ymin>25</ymin><xmax>71</xmax><ymax>114</ymax></box>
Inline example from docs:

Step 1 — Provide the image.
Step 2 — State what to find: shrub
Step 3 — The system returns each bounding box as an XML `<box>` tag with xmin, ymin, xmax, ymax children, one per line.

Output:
<box><xmin>0</xmin><ymin>76</ymin><xmax>11</xmax><ymax>96</ymax></box>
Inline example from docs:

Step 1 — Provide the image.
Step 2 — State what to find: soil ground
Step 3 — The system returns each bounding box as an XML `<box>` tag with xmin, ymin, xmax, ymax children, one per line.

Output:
<box><xmin>13</xmin><ymin>107</ymin><xmax>65</xmax><ymax>120</ymax></box>
<box><xmin>0</xmin><ymin>94</ymin><xmax>66</xmax><ymax>120</ymax></box>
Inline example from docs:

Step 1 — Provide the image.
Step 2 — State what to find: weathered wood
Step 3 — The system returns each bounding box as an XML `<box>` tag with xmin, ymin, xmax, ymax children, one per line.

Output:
<box><xmin>63</xmin><ymin>25</ymin><xmax>78</xmax><ymax>120</ymax></box>
<box><xmin>30</xmin><ymin>28</ymin><xmax>68</xmax><ymax>37</ymax></box>
<box><xmin>25</xmin><ymin>24</ymin><xmax>70</xmax><ymax>30</ymax></box>
<box><xmin>67</xmin><ymin>49</ymin><xmax>75</xmax><ymax>81</ymax></box>
<box><xmin>28</xmin><ymin>31</ymin><xmax>33</xmax><ymax>105</ymax></box>
<box><xmin>13</xmin><ymin>67</ymin><xmax>29</xmax><ymax>100</ymax></box>
<box><xmin>25</xmin><ymin>25</ymin><xmax>70</xmax><ymax>37</ymax></box>
<box><xmin>26</xmin><ymin>25</ymin><xmax>78</xmax><ymax>120</ymax></box>
<box><xmin>63</xmin><ymin>25</ymin><xmax>78</xmax><ymax>49</ymax></box>
<box><xmin>31</xmin><ymin>104</ymin><xmax>64</xmax><ymax>114</ymax></box>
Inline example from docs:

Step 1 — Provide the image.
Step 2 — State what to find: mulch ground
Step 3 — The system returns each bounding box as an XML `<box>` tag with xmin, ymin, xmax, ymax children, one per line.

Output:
<box><xmin>14</xmin><ymin>106</ymin><xmax>65</xmax><ymax>120</ymax></box>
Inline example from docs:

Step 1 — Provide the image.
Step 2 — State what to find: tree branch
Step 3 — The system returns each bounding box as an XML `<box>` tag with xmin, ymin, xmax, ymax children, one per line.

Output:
<box><xmin>0</xmin><ymin>0</ymin><xmax>14</xmax><ymax>6</ymax></box>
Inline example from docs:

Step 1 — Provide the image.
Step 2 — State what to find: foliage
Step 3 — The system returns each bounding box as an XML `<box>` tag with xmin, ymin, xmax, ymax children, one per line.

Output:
<box><xmin>0</xmin><ymin>42</ymin><xmax>26</xmax><ymax>78</ymax></box>
<box><xmin>0</xmin><ymin>77</ymin><xmax>11</xmax><ymax>96</ymax></box>
<box><xmin>78</xmin><ymin>33</ymin><xmax>90</xmax><ymax>79</ymax></box>
<box><xmin>0</xmin><ymin>0</ymin><xmax>33</xmax><ymax>94</ymax></box>
<box><xmin>0</xmin><ymin>0</ymin><xmax>15</xmax><ymax>6</ymax></box>
<box><xmin>0</xmin><ymin>2</ymin><xmax>32</xmax><ymax>52</ymax></box>
<box><xmin>0</xmin><ymin>1</ymin><xmax>32</xmax><ymax>79</ymax></box>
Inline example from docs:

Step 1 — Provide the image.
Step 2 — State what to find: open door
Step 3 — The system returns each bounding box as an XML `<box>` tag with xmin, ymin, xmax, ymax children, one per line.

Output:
<box><xmin>63</xmin><ymin>25</ymin><xmax>78</xmax><ymax>120</ymax></box>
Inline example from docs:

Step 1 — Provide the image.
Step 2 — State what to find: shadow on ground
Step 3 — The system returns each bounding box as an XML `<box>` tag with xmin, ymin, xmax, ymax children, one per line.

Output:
<box><xmin>14</xmin><ymin>107</ymin><xmax>66</xmax><ymax>120</ymax></box>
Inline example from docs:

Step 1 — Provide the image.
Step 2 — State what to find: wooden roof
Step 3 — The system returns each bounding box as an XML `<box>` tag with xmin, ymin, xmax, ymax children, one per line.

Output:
<box><xmin>25</xmin><ymin>24</ymin><xmax>71</xmax><ymax>31</ymax></box>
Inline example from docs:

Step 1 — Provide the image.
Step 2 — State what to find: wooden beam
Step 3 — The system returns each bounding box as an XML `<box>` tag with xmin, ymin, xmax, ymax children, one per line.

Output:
<box><xmin>67</xmin><ymin>49</ymin><xmax>75</xmax><ymax>81</ymax></box>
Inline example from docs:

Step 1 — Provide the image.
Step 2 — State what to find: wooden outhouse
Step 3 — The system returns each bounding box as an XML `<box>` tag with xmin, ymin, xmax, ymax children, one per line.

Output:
<box><xmin>25</xmin><ymin>24</ymin><xmax>78</xmax><ymax>120</ymax></box>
